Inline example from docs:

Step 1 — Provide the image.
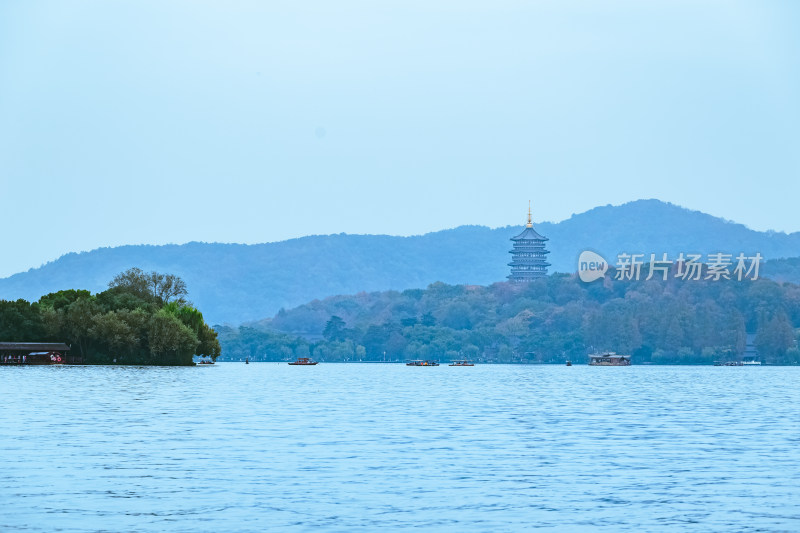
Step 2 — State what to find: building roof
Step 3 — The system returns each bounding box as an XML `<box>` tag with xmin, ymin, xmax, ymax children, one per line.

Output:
<box><xmin>0</xmin><ymin>342</ymin><xmax>70</xmax><ymax>352</ymax></box>
<box><xmin>511</xmin><ymin>226</ymin><xmax>548</xmax><ymax>241</ymax></box>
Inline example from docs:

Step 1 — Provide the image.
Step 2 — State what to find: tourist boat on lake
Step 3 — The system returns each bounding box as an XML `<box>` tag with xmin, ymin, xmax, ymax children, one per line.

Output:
<box><xmin>289</xmin><ymin>357</ymin><xmax>318</xmax><ymax>365</ymax></box>
<box><xmin>742</xmin><ymin>360</ymin><xmax>762</xmax><ymax>365</ymax></box>
<box><xmin>449</xmin><ymin>359</ymin><xmax>474</xmax><ymax>366</ymax></box>
<box><xmin>406</xmin><ymin>360</ymin><xmax>439</xmax><ymax>366</ymax></box>
<box><xmin>589</xmin><ymin>352</ymin><xmax>631</xmax><ymax>366</ymax></box>
<box><xmin>197</xmin><ymin>359</ymin><xmax>215</xmax><ymax>365</ymax></box>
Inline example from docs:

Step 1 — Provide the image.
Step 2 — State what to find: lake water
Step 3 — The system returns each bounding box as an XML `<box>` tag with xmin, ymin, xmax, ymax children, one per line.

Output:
<box><xmin>1</xmin><ymin>364</ymin><xmax>798</xmax><ymax>532</ymax></box>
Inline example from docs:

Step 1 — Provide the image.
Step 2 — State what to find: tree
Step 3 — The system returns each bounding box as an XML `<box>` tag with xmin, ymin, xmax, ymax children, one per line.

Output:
<box><xmin>90</xmin><ymin>311</ymin><xmax>138</xmax><ymax>361</ymax></box>
<box><xmin>38</xmin><ymin>290</ymin><xmax>92</xmax><ymax>310</ymax></box>
<box><xmin>40</xmin><ymin>306</ymin><xmax>65</xmax><ymax>341</ymax></box>
<box><xmin>109</xmin><ymin>267</ymin><xmax>153</xmax><ymax>302</ymax></box>
<box><xmin>64</xmin><ymin>296</ymin><xmax>100</xmax><ymax>357</ymax></box>
<box><xmin>148</xmin><ymin>310</ymin><xmax>199</xmax><ymax>365</ymax></box>
<box><xmin>155</xmin><ymin>273</ymin><xmax>188</xmax><ymax>305</ymax></box>
<box><xmin>355</xmin><ymin>345</ymin><xmax>367</xmax><ymax>360</ymax></box>
<box><xmin>95</xmin><ymin>287</ymin><xmax>155</xmax><ymax>313</ymax></box>
<box><xmin>196</xmin><ymin>323</ymin><xmax>221</xmax><ymax>359</ymax></box>
<box><xmin>756</xmin><ymin>311</ymin><xmax>795</xmax><ymax>361</ymax></box>
<box><xmin>438</xmin><ymin>302</ymin><xmax>473</xmax><ymax>330</ymax></box>
<box><xmin>0</xmin><ymin>299</ymin><xmax>44</xmax><ymax>340</ymax></box>
<box><xmin>109</xmin><ymin>268</ymin><xmax>188</xmax><ymax>306</ymax></box>
<box><xmin>323</xmin><ymin>316</ymin><xmax>346</xmax><ymax>342</ymax></box>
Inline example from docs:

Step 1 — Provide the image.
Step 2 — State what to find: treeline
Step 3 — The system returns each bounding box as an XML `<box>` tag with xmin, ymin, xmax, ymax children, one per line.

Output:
<box><xmin>0</xmin><ymin>268</ymin><xmax>220</xmax><ymax>365</ymax></box>
<box><xmin>217</xmin><ymin>273</ymin><xmax>800</xmax><ymax>365</ymax></box>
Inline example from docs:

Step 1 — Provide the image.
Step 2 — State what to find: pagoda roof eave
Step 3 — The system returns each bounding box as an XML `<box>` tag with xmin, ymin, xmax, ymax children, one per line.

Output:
<box><xmin>510</xmin><ymin>226</ymin><xmax>548</xmax><ymax>240</ymax></box>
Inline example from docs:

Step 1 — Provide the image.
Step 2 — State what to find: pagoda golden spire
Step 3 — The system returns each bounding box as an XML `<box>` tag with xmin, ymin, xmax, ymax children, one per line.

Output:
<box><xmin>526</xmin><ymin>200</ymin><xmax>532</xmax><ymax>228</ymax></box>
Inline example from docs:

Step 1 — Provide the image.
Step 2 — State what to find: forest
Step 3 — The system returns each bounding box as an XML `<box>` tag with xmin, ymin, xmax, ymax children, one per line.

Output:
<box><xmin>217</xmin><ymin>271</ymin><xmax>800</xmax><ymax>365</ymax></box>
<box><xmin>0</xmin><ymin>268</ymin><xmax>220</xmax><ymax>365</ymax></box>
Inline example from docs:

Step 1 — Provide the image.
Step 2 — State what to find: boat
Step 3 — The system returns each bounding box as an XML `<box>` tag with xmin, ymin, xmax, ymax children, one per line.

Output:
<box><xmin>589</xmin><ymin>352</ymin><xmax>631</xmax><ymax>366</ymax></box>
<box><xmin>742</xmin><ymin>360</ymin><xmax>762</xmax><ymax>365</ymax></box>
<box><xmin>289</xmin><ymin>357</ymin><xmax>318</xmax><ymax>365</ymax></box>
<box><xmin>449</xmin><ymin>359</ymin><xmax>474</xmax><ymax>366</ymax></box>
<box><xmin>406</xmin><ymin>360</ymin><xmax>439</xmax><ymax>366</ymax></box>
<box><xmin>197</xmin><ymin>359</ymin><xmax>215</xmax><ymax>365</ymax></box>
<box><xmin>566</xmin><ymin>360</ymin><xmax>572</xmax><ymax>366</ymax></box>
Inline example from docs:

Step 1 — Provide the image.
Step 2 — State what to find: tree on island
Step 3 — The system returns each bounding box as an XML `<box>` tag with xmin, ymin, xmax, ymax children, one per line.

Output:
<box><xmin>0</xmin><ymin>268</ymin><xmax>220</xmax><ymax>366</ymax></box>
<box><xmin>109</xmin><ymin>267</ymin><xmax>188</xmax><ymax>306</ymax></box>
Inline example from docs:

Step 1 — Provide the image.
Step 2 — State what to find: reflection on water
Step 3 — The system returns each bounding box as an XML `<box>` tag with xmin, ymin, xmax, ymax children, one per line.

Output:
<box><xmin>1</xmin><ymin>364</ymin><xmax>798</xmax><ymax>532</ymax></box>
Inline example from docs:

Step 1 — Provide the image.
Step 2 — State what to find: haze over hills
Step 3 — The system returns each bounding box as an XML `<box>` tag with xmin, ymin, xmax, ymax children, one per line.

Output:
<box><xmin>1</xmin><ymin>199</ymin><xmax>799</xmax><ymax>325</ymax></box>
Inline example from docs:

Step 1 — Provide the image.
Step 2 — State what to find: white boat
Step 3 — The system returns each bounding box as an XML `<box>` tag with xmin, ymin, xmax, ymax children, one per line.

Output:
<box><xmin>742</xmin><ymin>360</ymin><xmax>762</xmax><ymax>365</ymax></box>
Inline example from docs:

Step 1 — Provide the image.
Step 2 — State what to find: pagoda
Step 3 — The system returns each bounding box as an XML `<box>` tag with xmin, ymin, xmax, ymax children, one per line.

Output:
<box><xmin>507</xmin><ymin>201</ymin><xmax>550</xmax><ymax>282</ymax></box>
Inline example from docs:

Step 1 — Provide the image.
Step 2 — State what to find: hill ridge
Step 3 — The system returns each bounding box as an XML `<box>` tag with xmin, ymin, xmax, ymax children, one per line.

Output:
<box><xmin>3</xmin><ymin>199</ymin><xmax>800</xmax><ymax>324</ymax></box>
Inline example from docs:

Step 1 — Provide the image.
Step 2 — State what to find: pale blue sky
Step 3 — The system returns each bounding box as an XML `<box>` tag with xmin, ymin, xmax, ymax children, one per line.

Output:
<box><xmin>1</xmin><ymin>1</ymin><xmax>799</xmax><ymax>277</ymax></box>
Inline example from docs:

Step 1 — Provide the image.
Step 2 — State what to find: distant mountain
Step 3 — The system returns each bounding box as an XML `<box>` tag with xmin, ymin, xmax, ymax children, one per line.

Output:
<box><xmin>1</xmin><ymin>199</ymin><xmax>799</xmax><ymax>324</ymax></box>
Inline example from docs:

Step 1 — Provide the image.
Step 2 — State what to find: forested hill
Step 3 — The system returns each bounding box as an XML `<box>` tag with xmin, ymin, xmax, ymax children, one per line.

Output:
<box><xmin>218</xmin><ymin>274</ymin><xmax>800</xmax><ymax>365</ymax></box>
<box><xmin>2</xmin><ymin>199</ymin><xmax>800</xmax><ymax>325</ymax></box>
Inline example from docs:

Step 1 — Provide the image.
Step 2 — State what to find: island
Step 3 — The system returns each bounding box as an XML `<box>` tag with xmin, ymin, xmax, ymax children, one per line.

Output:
<box><xmin>0</xmin><ymin>268</ymin><xmax>220</xmax><ymax>366</ymax></box>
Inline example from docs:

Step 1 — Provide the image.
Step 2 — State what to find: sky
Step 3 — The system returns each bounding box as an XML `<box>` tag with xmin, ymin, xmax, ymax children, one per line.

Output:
<box><xmin>1</xmin><ymin>1</ymin><xmax>799</xmax><ymax>278</ymax></box>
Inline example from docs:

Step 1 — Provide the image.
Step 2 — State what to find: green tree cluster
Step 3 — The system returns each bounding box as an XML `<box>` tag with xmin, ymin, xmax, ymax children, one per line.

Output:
<box><xmin>0</xmin><ymin>268</ymin><xmax>220</xmax><ymax>365</ymax></box>
<box><xmin>217</xmin><ymin>275</ymin><xmax>800</xmax><ymax>365</ymax></box>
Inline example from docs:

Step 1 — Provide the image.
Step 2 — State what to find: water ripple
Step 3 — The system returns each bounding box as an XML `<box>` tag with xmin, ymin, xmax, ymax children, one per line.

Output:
<box><xmin>0</xmin><ymin>364</ymin><xmax>798</xmax><ymax>532</ymax></box>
